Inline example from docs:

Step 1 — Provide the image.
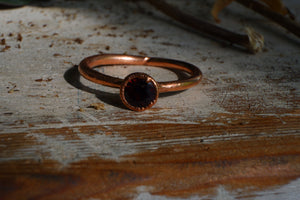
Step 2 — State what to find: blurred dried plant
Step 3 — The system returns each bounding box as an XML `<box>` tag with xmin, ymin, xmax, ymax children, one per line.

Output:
<box><xmin>1</xmin><ymin>0</ymin><xmax>299</xmax><ymax>53</ymax></box>
<box><xmin>146</xmin><ymin>0</ymin><xmax>299</xmax><ymax>53</ymax></box>
<box><xmin>212</xmin><ymin>0</ymin><xmax>295</xmax><ymax>22</ymax></box>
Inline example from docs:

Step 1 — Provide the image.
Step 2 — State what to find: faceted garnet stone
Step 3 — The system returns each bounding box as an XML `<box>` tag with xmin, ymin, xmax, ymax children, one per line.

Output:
<box><xmin>123</xmin><ymin>73</ymin><xmax>158</xmax><ymax>110</ymax></box>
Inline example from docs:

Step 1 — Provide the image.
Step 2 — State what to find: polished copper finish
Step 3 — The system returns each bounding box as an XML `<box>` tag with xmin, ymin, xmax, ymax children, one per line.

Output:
<box><xmin>78</xmin><ymin>54</ymin><xmax>202</xmax><ymax>111</ymax></box>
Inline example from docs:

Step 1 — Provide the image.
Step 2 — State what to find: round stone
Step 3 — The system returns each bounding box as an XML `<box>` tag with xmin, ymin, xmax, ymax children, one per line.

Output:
<box><xmin>120</xmin><ymin>73</ymin><xmax>158</xmax><ymax>111</ymax></box>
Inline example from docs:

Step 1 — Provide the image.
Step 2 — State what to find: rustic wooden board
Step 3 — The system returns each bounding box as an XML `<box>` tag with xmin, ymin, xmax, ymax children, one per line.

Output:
<box><xmin>0</xmin><ymin>0</ymin><xmax>299</xmax><ymax>199</ymax></box>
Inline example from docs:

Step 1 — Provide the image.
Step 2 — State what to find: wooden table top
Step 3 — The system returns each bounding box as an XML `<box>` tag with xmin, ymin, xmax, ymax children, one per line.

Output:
<box><xmin>0</xmin><ymin>0</ymin><xmax>299</xmax><ymax>199</ymax></box>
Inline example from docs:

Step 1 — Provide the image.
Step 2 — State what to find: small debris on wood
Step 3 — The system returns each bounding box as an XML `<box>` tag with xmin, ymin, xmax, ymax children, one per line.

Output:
<box><xmin>8</xmin><ymin>88</ymin><xmax>16</xmax><ymax>93</ymax></box>
<box><xmin>0</xmin><ymin>39</ymin><xmax>6</xmax><ymax>45</ymax></box>
<box><xmin>74</xmin><ymin>38</ymin><xmax>84</xmax><ymax>44</ymax></box>
<box><xmin>78</xmin><ymin>108</ymin><xmax>85</xmax><ymax>112</ymax></box>
<box><xmin>53</xmin><ymin>53</ymin><xmax>62</xmax><ymax>57</ymax></box>
<box><xmin>7</xmin><ymin>83</ymin><xmax>18</xmax><ymax>93</ymax></box>
<box><xmin>64</xmin><ymin>60</ymin><xmax>73</xmax><ymax>65</ymax></box>
<box><xmin>35</xmin><ymin>78</ymin><xmax>53</xmax><ymax>82</ymax></box>
<box><xmin>17</xmin><ymin>33</ymin><xmax>22</xmax><ymax>42</ymax></box>
<box><xmin>0</xmin><ymin>45</ymin><xmax>11</xmax><ymax>52</ymax></box>
<box><xmin>106</xmin><ymin>33</ymin><xmax>117</xmax><ymax>37</ymax></box>
<box><xmin>88</xmin><ymin>103</ymin><xmax>105</xmax><ymax>110</ymax></box>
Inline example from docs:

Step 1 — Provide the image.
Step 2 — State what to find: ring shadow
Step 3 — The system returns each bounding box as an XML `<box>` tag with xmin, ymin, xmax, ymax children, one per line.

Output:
<box><xmin>64</xmin><ymin>65</ymin><xmax>126</xmax><ymax>110</ymax></box>
<box><xmin>64</xmin><ymin>65</ymin><xmax>187</xmax><ymax>110</ymax></box>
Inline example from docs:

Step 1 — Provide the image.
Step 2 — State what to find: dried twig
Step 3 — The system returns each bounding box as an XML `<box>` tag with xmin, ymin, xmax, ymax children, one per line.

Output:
<box><xmin>236</xmin><ymin>0</ymin><xmax>300</xmax><ymax>38</ymax></box>
<box><xmin>145</xmin><ymin>0</ymin><xmax>263</xmax><ymax>53</ymax></box>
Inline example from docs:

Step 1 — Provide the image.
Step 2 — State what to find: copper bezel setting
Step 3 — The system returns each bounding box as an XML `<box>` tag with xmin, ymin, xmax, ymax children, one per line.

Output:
<box><xmin>120</xmin><ymin>73</ymin><xmax>159</xmax><ymax>112</ymax></box>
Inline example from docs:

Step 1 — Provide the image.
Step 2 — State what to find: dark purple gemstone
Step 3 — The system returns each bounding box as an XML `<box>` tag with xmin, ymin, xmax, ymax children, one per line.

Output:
<box><xmin>124</xmin><ymin>77</ymin><xmax>157</xmax><ymax>108</ymax></box>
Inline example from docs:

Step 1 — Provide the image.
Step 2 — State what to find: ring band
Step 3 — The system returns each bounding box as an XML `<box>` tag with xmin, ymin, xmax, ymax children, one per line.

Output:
<box><xmin>78</xmin><ymin>54</ymin><xmax>202</xmax><ymax>111</ymax></box>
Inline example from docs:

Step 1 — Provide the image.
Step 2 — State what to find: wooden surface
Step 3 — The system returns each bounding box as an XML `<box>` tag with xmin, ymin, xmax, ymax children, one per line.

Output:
<box><xmin>0</xmin><ymin>0</ymin><xmax>299</xmax><ymax>199</ymax></box>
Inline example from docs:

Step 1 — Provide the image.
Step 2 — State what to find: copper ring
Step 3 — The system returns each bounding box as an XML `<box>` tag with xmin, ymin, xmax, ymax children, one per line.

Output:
<box><xmin>78</xmin><ymin>54</ymin><xmax>202</xmax><ymax>111</ymax></box>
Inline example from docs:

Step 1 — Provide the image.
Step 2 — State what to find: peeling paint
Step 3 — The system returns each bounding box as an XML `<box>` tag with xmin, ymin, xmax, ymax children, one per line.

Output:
<box><xmin>133</xmin><ymin>179</ymin><xmax>300</xmax><ymax>200</ymax></box>
<box><xmin>134</xmin><ymin>192</ymin><xmax>201</xmax><ymax>200</ymax></box>
<box><xmin>22</xmin><ymin>131</ymin><xmax>138</xmax><ymax>165</ymax></box>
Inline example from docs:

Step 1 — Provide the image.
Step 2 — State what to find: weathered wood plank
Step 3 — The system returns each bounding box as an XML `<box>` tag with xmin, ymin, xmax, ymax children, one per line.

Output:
<box><xmin>0</xmin><ymin>0</ymin><xmax>299</xmax><ymax>199</ymax></box>
<box><xmin>1</xmin><ymin>114</ymin><xmax>299</xmax><ymax>199</ymax></box>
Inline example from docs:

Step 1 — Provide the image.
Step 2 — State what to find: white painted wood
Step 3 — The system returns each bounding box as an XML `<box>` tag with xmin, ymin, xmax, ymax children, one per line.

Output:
<box><xmin>1</xmin><ymin>0</ymin><xmax>299</xmax><ymax>134</ymax></box>
<box><xmin>0</xmin><ymin>0</ymin><xmax>299</xmax><ymax>199</ymax></box>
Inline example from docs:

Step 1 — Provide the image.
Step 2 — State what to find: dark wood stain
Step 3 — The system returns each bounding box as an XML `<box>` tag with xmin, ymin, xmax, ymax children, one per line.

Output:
<box><xmin>0</xmin><ymin>114</ymin><xmax>299</xmax><ymax>199</ymax></box>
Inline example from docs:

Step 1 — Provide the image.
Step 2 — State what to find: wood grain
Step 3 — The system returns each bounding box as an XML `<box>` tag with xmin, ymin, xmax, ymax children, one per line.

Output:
<box><xmin>1</xmin><ymin>114</ymin><xmax>299</xmax><ymax>199</ymax></box>
<box><xmin>0</xmin><ymin>0</ymin><xmax>299</xmax><ymax>199</ymax></box>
